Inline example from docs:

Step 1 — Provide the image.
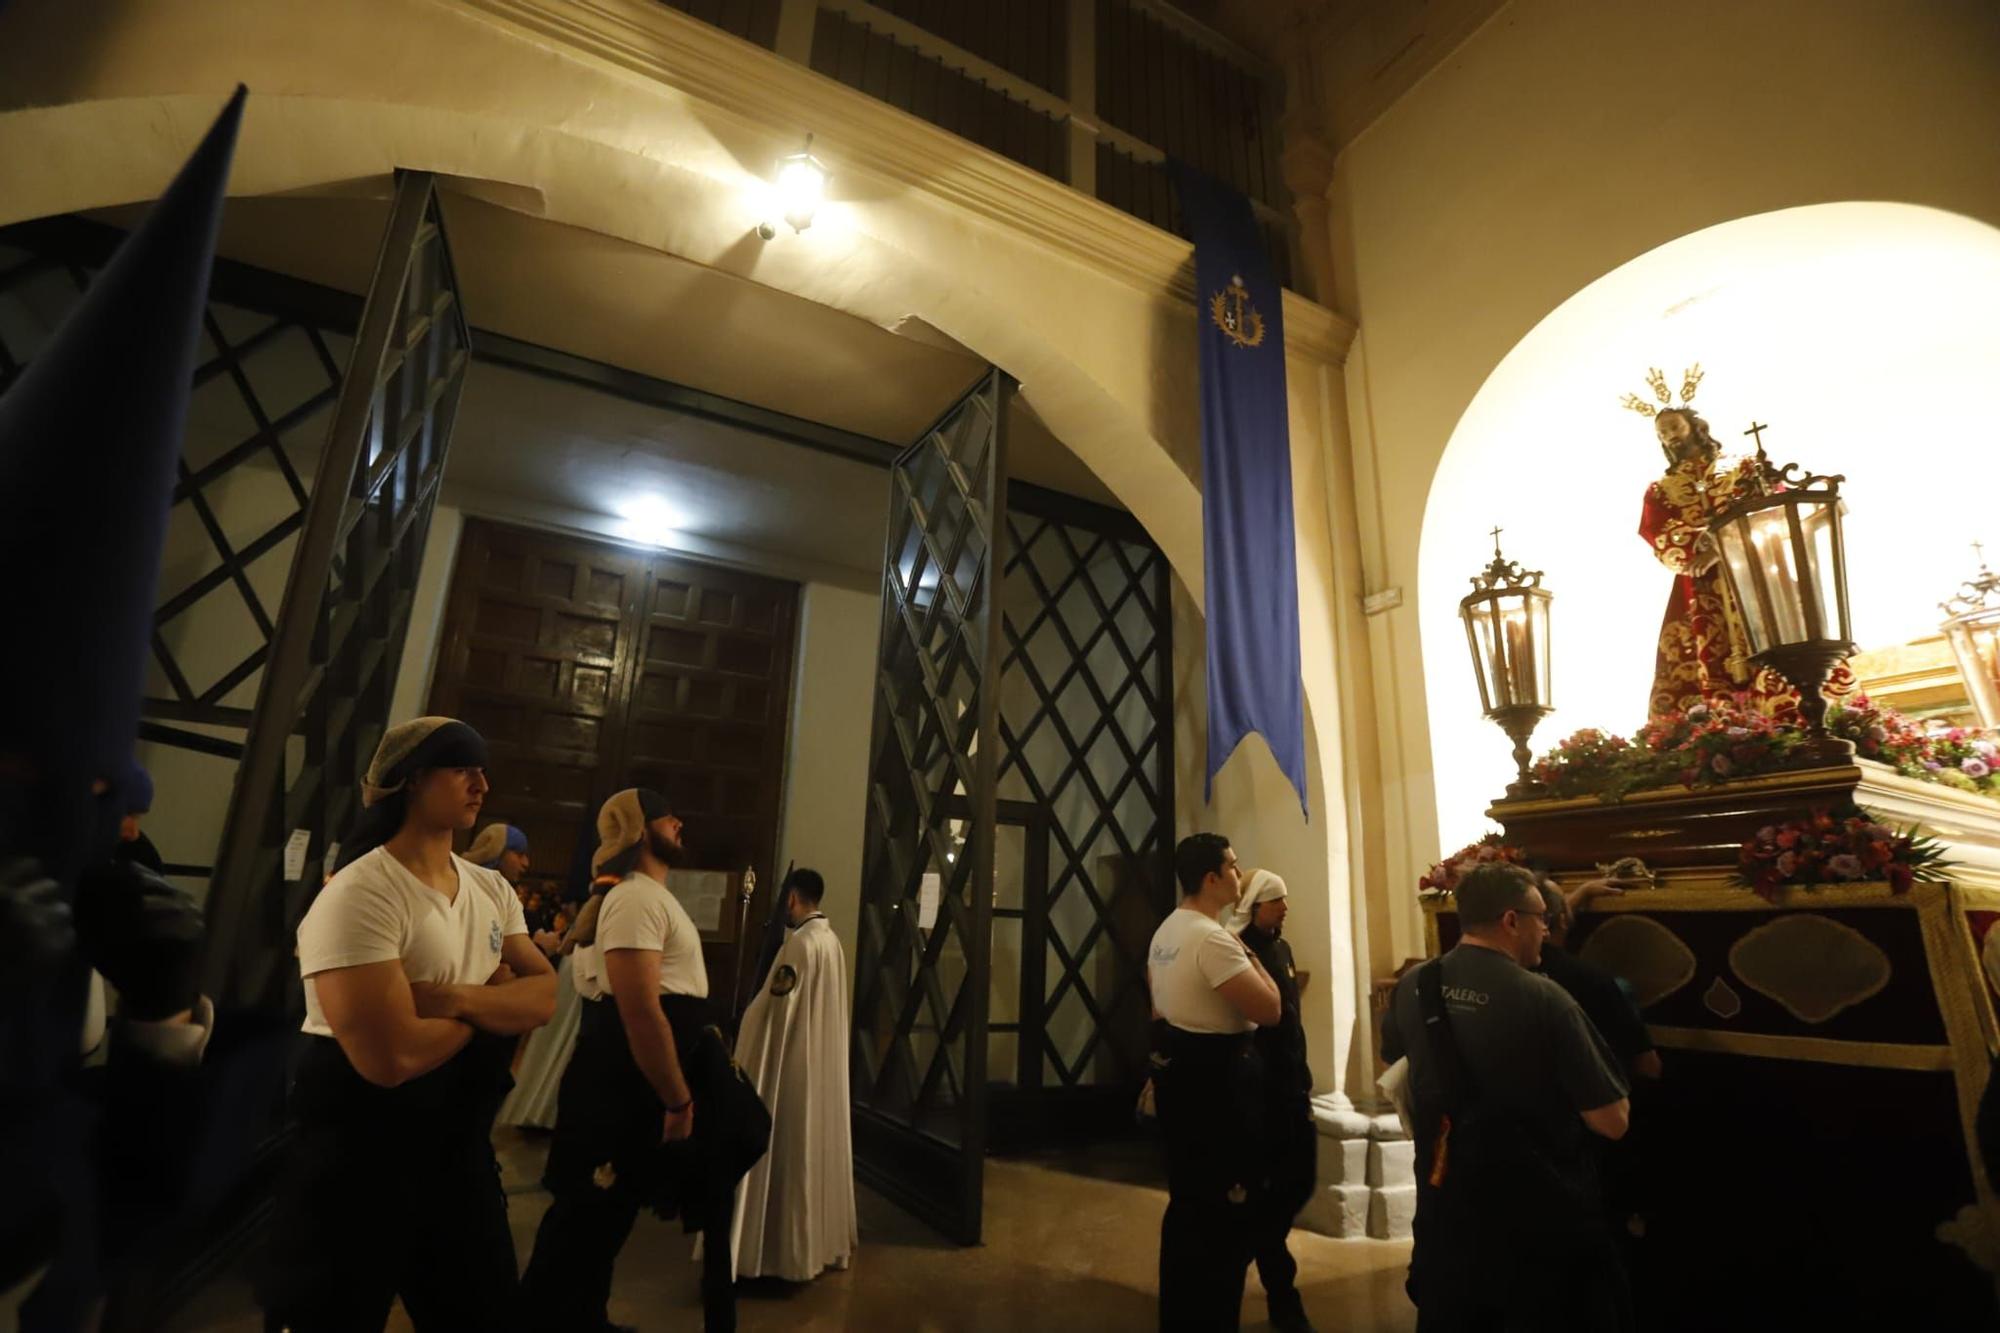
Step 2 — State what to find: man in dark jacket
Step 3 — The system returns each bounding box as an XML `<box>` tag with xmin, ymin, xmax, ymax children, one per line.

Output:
<box><xmin>1534</xmin><ymin>878</ymin><xmax>1659</xmax><ymax>1082</ymax></box>
<box><xmin>1231</xmin><ymin>869</ymin><xmax>1317</xmax><ymax>1333</ymax></box>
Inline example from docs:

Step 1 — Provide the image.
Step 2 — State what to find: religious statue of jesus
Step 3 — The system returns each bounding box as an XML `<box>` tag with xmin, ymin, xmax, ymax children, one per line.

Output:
<box><xmin>1628</xmin><ymin>367</ymin><xmax>1797</xmax><ymax>721</ymax></box>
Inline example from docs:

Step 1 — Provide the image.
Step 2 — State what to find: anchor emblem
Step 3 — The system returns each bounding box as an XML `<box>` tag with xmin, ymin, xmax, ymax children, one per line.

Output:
<box><xmin>1208</xmin><ymin>275</ymin><xmax>1266</xmax><ymax>349</ymax></box>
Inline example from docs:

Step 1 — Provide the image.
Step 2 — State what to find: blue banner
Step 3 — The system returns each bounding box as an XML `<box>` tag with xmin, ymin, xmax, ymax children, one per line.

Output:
<box><xmin>1171</xmin><ymin>164</ymin><xmax>1308</xmax><ymax>816</ymax></box>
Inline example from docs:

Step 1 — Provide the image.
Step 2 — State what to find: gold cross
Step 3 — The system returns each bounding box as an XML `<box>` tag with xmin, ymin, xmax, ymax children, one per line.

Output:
<box><xmin>1489</xmin><ymin>525</ymin><xmax>1504</xmax><ymax>558</ymax></box>
<box><xmin>1743</xmin><ymin>421</ymin><xmax>1769</xmax><ymax>453</ymax></box>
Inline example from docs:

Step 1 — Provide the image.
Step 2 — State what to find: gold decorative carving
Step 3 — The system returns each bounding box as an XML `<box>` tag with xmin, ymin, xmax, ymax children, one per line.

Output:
<box><xmin>1703</xmin><ymin>976</ymin><xmax>1743</xmax><ymax>1020</ymax></box>
<box><xmin>1646</xmin><ymin>1025</ymin><xmax>1953</xmax><ymax>1071</ymax></box>
<box><xmin>1728</xmin><ymin>915</ymin><xmax>1892</xmax><ymax>1024</ymax></box>
<box><xmin>1579</xmin><ymin>915</ymin><xmax>1697</xmax><ymax>1008</ymax></box>
<box><xmin>1917</xmin><ymin>884</ymin><xmax>2000</xmax><ymax>1227</ymax></box>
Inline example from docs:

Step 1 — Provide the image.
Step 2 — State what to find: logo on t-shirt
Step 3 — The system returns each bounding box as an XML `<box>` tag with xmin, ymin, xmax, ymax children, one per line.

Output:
<box><xmin>1150</xmin><ymin>943</ymin><xmax>1182</xmax><ymax>967</ymax></box>
<box><xmin>489</xmin><ymin>919</ymin><xmax>502</xmax><ymax>956</ymax></box>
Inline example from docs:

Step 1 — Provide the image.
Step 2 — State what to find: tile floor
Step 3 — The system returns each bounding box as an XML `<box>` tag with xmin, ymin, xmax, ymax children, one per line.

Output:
<box><xmin>167</xmin><ymin>1129</ymin><xmax>1418</xmax><ymax>1331</ymax></box>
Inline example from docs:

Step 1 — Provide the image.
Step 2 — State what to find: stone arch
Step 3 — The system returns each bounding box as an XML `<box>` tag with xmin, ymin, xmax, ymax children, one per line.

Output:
<box><xmin>1415</xmin><ymin>201</ymin><xmax>2000</xmax><ymax>849</ymax></box>
<box><xmin>1</xmin><ymin>27</ymin><xmax>1361</xmax><ymax>1092</ymax></box>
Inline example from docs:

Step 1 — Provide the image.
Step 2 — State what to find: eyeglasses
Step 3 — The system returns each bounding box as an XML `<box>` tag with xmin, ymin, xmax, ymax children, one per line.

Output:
<box><xmin>1508</xmin><ymin>907</ymin><xmax>1548</xmax><ymax>927</ymax></box>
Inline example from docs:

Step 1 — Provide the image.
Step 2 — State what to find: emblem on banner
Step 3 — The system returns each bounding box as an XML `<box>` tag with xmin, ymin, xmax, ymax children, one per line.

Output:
<box><xmin>1209</xmin><ymin>275</ymin><xmax>1265</xmax><ymax>349</ymax></box>
<box><xmin>771</xmin><ymin>964</ymin><xmax>799</xmax><ymax>997</ymax></box>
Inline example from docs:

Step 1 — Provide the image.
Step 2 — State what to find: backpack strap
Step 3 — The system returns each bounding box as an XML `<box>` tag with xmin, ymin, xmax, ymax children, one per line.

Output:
<box><xmin>1417</xmin><ymin>957</ymin><xmax>1475</xmax><ymax>1187</ymax></box>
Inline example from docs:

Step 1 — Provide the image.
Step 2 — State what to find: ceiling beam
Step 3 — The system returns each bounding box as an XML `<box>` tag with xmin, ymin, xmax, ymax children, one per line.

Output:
<box><xmin>471</xmin><ymin>330</ymin><xmax>904</xmax><ymax>469</ymax></box>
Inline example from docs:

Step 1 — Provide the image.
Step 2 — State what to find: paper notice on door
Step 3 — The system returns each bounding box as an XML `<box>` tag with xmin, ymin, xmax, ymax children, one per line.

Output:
<box><xmin>283</xmin><ymin>829</ymin><xmax>312</xmax><ymax>883</ymax></box>
<box><xmin>672</xmin><ymin>870</ymin><xmax>730</xmax><ymax>934</ymax></box>
<box><xmin>918</xmin><ymin>872</ymin><xmax>942</xmax><ymax>930</ymax></box>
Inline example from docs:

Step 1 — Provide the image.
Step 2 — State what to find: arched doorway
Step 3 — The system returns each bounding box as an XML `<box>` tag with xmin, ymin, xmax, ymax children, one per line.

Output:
<box><xmin>1418</xmin><ymin>202</ymin><xmax>2000</xmax><ymax>850</ymax></box>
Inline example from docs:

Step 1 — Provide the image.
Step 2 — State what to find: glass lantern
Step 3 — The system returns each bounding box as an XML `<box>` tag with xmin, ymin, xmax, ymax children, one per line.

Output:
<box><xmin>1707</xmin><ymin>439</ymin><xmax>1854</xmax><ymax>756</ymax></box>
<box><xmin>1940</xmin><ymin>549</ymin><xmax>2000</xmax><ymax>729</ymax></box>
<box><xmin>1459</xmin><ymin>535</ymin><xmax>1553</xmax><ymax>791</ymax></box>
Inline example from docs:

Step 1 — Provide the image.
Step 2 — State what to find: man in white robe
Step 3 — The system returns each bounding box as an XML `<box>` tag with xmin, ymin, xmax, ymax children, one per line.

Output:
<box><xmin>729</xmin><ymin>868</ymin><xmax>857</xmax><ymax>1281</ymax></box>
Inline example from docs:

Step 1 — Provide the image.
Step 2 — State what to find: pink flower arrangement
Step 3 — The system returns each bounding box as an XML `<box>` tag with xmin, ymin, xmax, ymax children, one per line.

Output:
<box><xmin>1521</xmin><ymin>692</ymin><xmax>2000</xmax><ymax>806</ymax></box>
<box><xmin>1526</xmin><ymin>728</ymin><xmax>1642</xmax><ymax>798</ymax></box>
<box><xmin>1418</xmin><ymin>836</ymin><xmax>1526</xmax><ymax>895</ymax></box>
<box><xmin>1829</xmin><ymin>694</ymin><xmax>2000</xmax><ymax>799</ymax></box>
<box><xmin>1736</xmin><ymin>808</ymin><xmax>1948</xmax><ymax>902</ymax></box>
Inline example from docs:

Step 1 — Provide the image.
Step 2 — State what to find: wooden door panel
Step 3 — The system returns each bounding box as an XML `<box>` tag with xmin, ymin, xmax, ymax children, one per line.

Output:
<box><xmin>431</xmin><ymin>520</ymin><xmax>649</xmax><ymax>896</ymax></box>
<box><xmin>620</xmin><ymin>553</ymin><xmax>797</xmax><ymax>1004</ymax></box>
<box><xmin>430</xmin><ymin>520</ymin><xmax>798</xmax><ymax>1007</ymax></box>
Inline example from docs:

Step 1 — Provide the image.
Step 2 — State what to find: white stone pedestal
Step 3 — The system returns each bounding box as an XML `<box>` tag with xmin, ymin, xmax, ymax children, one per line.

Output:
<box><xmin>1296</xmin><ymin>1095</ymin><xmax>1414</xmax><ymax>1240</ymax></box>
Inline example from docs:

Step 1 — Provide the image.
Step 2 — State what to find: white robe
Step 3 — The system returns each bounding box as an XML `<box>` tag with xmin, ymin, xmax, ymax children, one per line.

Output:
<box><xmin>728</xmin><ymin>915</ymin><xmax>857</xmax><ymax>1280</ymax></box>
<box><xmin>496</xmin><ymin>954</ymin><xmax>581</xmax><ymax>1129</ymax></box>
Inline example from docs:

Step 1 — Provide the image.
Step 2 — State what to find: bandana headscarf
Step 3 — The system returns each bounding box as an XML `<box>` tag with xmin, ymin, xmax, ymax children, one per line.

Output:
<box><xmin>591</xmin><ymin>787</ymin><xmax>671</xmax><ymax>875</ymax></box>
<box><xmin>467</xmin><ymin>822</ymin><xmax>527</xmax><ymax>869</ymax></box>
<box><xmin>361</xmin><ymin>717</ymin><xmax>488</xmax><ymax>807</ymax></box>
<box><xmin>569</xmin><ymin>789</ymin><xmax>673</xmax><ymax>951</ymax></box>
<box><xmin>331</xmin><ymin>717</ymin><xmax>488</xmax><ymax>877</ymax></box>
<box><xmin>1225</xmin><ymin>869</ymin><xmax>1287</xmax><ymax>935</ymax></box>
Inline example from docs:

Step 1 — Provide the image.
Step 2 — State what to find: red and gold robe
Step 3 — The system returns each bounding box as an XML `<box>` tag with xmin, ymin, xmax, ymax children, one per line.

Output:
<box><xmin>1639</xmin><ymin>457</ymin><xmax>1796</xmax><ymax>720</ymax></box>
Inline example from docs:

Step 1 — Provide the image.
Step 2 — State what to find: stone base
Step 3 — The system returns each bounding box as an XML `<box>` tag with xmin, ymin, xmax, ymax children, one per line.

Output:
<box><xmin>1296</xmin><ymin>1095</ymin><xmax>1413</xmax><ymax>1240</ymax></box>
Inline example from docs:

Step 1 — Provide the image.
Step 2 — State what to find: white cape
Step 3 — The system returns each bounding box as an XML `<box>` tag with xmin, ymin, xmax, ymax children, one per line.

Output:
<box><xmin>728</xmin><ymin>916</ymin><xmax>857</xmax><ymax>1280</ymax></box>
<box><xmin>496</xmin><ymin>954</ymin><xmax>581</xmax><ymax>1129</ymax></box>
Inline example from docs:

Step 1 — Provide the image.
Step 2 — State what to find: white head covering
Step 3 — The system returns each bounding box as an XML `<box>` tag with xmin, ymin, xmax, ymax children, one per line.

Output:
<box><xmin>1225</xmin><ymin>869</ymin><xmax>1287</xmax><ymax>934</ymax></box>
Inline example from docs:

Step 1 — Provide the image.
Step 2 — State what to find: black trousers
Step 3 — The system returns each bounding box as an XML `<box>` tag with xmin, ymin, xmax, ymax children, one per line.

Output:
<box><xmin>519</xmin><ymin>1177</ymin><xmax>735</xmax><ymax>1332</ymax></box>
<box><xmin>261</xmin><ymin>1122</ymin><xmax>519</xmax><ymax>1332</ymax></box>
<box><xmin>1156</xmin><ymin>1029</ymin><xmax>1261</xmax><ymax>1333</ymax></box>
<box><xmin>260</xmin><ymin>1037</ymin><xmax>520</xmax><ymax>1333</ymax></box>
<box><xmin>1249</xmin><ymin>1097</ymin><xmax>1315</xmax><ymax>1316</ymax></box>
<box><xmin>1409</xmin><ymin>1181</ymin><xmax>1631</xmax><ymax>1333</ymax></box>
<box><xmin>525</xmin><ymin>996</ymin><xmax>739</xmax><ymax>1332</ymax></box>
<box><xmin>1250</xmin><ymin>1198</ymin><xmax>1301</xmax><ymax>1316</ymax></box>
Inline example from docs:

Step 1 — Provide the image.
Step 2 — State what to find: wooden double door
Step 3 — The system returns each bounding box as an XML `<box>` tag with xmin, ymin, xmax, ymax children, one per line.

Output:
<box><xmin>428</xmin><ymin>517</ymin><xmax>798</xmax><ymax>1004</ymax></box>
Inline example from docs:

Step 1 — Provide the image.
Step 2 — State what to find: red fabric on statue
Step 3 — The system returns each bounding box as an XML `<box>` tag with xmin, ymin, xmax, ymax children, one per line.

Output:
<box><xmin>1638</xmin><ymin>454</ymin><xmax>1796</xmax><ymax>721</ymax></box>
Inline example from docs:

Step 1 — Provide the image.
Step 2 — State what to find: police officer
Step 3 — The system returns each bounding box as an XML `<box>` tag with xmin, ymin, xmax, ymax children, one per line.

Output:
<box><xmin>522</xmin><ymin>789</ymin><xmax>741</xmax><ymax>1332</ymax></box>
<box><xmin>1229</xmin><ymin>870</ymin><xmax>1317</xmax><ymax>1333</ymax></box>
<box><xmin>261</xmin><ymin>717</ymin><xmax>558</xmax><ymax>1331</ymax></box>
<box><xmin>1148</xmin><ymin>833</ymin><xmax>1281</xmax><ymax>1332</ymax></box>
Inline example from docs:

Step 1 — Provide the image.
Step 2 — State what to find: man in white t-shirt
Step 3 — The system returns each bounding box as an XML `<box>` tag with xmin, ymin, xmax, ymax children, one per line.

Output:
<box><xmin>523</xmin><ymin>788</ymin><xmax>742</xmax><ymax>1332</ymax></box>
<box><xmin>260</xmin><ymin>716</ymin><xmax>557</xmax><ymax>1331</ymax></box>
<box><xmin>1148</xmin><ymin>832</ymin><xmax>1281</xmax><ymax>1333</ymax></box>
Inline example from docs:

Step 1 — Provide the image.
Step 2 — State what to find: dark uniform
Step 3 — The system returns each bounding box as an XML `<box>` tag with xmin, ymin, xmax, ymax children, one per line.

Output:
<box><xmin>1148</xmin><ymin>906</ymin><xmax>1266</xmax><ymax>1332</ymax></box>
<box><xmin>261</xmin><ymin>1031</ymin><xmax>521</xmax><ymax>1331</ymax></box>
<box><xmin>521</xmin><ymin>862</ymin><xmax>768</xmax><ymax>1333</ymax></box>
<box><xmin>523</xmin><ymin>990</ymin><xmax>735</xmax><ymax>1330</ymax></box>
<box><xmin>1239</xmin><ymin>921</ymin><xmax>1315</xmax><ymax>1330</ymax></box>
<box><xmin>1382</xmin><ymin>944</ymin><xmax>1632</xmax><ymax>1333</ymax></box>
<box><xmin>1538</xmin><ymin>945</ymin><xmax>1657</xmax><ymax>1307</ymax></box>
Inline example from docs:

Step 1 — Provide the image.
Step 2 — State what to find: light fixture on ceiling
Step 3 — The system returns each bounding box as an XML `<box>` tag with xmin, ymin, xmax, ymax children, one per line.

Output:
<box><xmin>758</xmin><ymin>134</ymin><xmax>826</xmax><ymax>240</ymax></box>
<box><xmin>618</xmin><ymin>494</ymin><xmax>681</xmax><ymax>548</ymax></box>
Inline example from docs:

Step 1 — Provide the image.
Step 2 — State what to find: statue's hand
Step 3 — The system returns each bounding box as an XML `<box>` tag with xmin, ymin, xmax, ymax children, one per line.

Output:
<box><xmin>1690</xmin><ymin>532</ymin><xmax>1721</xmax><ymax>575</ymax></box>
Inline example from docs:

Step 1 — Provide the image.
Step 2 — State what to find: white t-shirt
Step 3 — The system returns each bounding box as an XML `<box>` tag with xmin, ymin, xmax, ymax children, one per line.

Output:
<box><xmin>1147</xmin><ymin>906</ymin><xmax>1254</xmax><ymax>1035</ymax></box>
<box><xmin>573</xmin><ymin>872</ymin><xmax>710</xmax><ymax>1002</ymax></box>
<box><xmin>295</xmin><ymin>847</ymin><xmax>528</xmax><ymax>1036</ymax></box>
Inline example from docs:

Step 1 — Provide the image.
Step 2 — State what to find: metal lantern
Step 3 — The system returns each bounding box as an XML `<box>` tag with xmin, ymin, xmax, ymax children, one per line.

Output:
<box><xmin>1706</xmin><ymin>428</ymin><xmax>1854</xmax><ymax>758</ymax></box>
<box><xmin>1460</xmin><ymin>532</ymin><xmax>1553</xmax><ymax>791</ymax></box>
<box><xmin>1940</xmin><ymin>545</ymin><xmax>2000</xmax><ymax>729</ymax></box>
